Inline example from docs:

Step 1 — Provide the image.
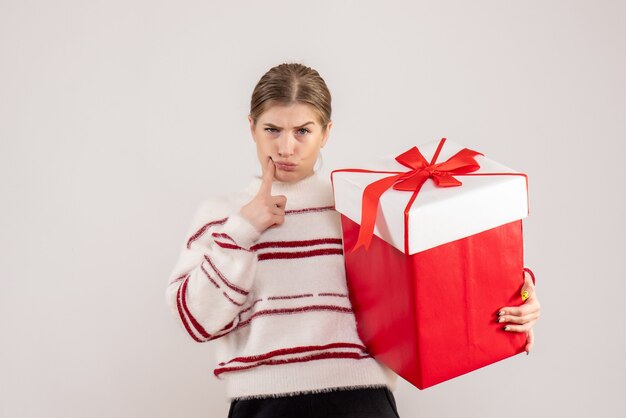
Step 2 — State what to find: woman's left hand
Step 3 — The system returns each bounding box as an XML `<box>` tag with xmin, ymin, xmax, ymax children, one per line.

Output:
<box><xmin>497</xmin><ymin>270</ymin><xmax>541</xmax><ymax>354</ymax></box>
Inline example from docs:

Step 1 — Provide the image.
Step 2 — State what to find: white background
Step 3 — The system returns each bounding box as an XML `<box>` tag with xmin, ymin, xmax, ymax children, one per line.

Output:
<box><xmin>1</xmin><ymin>0</ymin><xmax>624</xmax><ymax>417</ymax></box>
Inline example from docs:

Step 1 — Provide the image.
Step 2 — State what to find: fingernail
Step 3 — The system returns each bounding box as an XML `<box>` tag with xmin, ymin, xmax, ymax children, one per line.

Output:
<box><xmin>497</xmin><ymin>317</ymin><xmax>504</xmax><ymax>323</ymax></box>
<box><xmin>498</xmin><ymin>310</ymin><xmax>505</xmax><ymax>316</ymax></box>
<box><xmin>503</xmin><ymin>326</ymin><xmax>509</xmax><ymax>331</ymax></box>
<box><xmin>526</xmin><ymin>351</ymin><xmax>530</xmax><ymax>355</ymax></box>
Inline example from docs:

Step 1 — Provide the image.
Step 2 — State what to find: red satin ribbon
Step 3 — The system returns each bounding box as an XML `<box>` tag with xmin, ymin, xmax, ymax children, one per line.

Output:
<box><xmin>330</xmin><ymin>137</ymin><xmax>529</xmax><ymax>254</ymax></box>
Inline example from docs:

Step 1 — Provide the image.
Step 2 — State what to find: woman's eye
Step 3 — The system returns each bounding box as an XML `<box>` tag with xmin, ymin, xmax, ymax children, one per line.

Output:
<box><xmin>297</xmin><ymin>128</ymin><xmax>310</xmax><ymax>135</ymax></box>
<box><xmin>265</xmin><ymin>128</ymin><xmax>278</xmax><ymax>133</ymax></box>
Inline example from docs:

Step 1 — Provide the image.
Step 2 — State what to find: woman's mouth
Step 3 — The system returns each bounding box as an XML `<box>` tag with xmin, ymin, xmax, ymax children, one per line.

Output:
<box><xmin>274</xmin><ymin>161</ymin><xmax>297</xmax><ymax>171</ymax></box>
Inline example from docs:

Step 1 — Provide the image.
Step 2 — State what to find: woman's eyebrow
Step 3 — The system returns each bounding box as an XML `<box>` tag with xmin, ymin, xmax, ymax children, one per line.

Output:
<box><xmin>263</xmin><ymin>121</ymin><xmax>315</xmax><ymax>128</ymax></box>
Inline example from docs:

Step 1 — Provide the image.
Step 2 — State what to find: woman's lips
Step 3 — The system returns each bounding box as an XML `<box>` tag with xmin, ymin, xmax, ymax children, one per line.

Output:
<box><xmin>274</xmin><ymin>161</ymin><xmax>297</xmax><ymax>171</ymax></box>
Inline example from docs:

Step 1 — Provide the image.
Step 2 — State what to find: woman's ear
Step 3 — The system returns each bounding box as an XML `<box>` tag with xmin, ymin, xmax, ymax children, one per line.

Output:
<box><xmin>321</xmin><ymin>121</ymin><xmax>332</xmax><ymax>148</ymax></box>
<box><xmin>248</xmin><ymin>115</ymin><xmax>257</xmax><ymax>141</ymax></box>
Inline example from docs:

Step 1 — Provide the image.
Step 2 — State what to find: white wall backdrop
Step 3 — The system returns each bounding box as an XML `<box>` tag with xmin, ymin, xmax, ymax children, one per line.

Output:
<box><xmin>1</xmin><ymin>0</ymin><xmax>624</xmax><ymax>417</ymax></box>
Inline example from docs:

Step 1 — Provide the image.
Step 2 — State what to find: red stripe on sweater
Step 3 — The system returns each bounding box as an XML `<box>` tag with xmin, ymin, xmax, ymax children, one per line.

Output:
<box><xmin>220</xmin><ymin>318</ymin><xmax>236</xmax><ymax>332</ymax></box>
<box><xmin>180</xmin><ymin>276</ymin><xmax>211</xmax><ymax>339</ymax></box>
<box><xmin>214</xmin><ymin>241</ymin><xmax>251</xmax><ymax>252</ymax></box>
<box><xmin>250</xmin><ymin>238</ymin><xmax>342</xmax><ymax>251</ymax></box>
<box><xmin>175</xmin><ymin>277</ymin><xmax>206</xmax><ymax>343</ymax></box>
<box><xmin>234</xmin><ymin>305</ymin><xmax>354</xmax><ymax>331</ymax></box>
<box><xmin>200</xmin><ymin>261</ymin><xmax>245</xmax><ymax>306</ymax></box>
<box><xmin>258</xmin><ymin>248</ymin><xmax>343</xmax><ymax>261</ymax></box>
<box><xmin>218</xmin><ymin>342</ymin><xmax>368</xmax><ymax>366</ymax></box>
<box><xmin>186</xmin><ymin>217</ymin><xmax>228</xmax><ymax>249</ymax></box>
<box><xmin>284</xmin><ymin>205</ymin><xmax>335</xmax><ymax>215</ymax></box>
<box><xmin>206</xmin><ymin>318</ymin><xmax>239</xmax><ymax>342</ymax></box>
<box><xmin>186</xmin><ymin>207</ymin><xmax>333</xmax><ymax>249</ymax></box>
<box><xmin>317</xmin><ymin>292</ymin><xmax>349</xmax><ymax>298</ymax></box>
<box><xmin>200</xmin><ymin>264</ymin><xmax>220</xmax><ymax>289</ymax></box>
<box><xmin>168</xmin><ymin>273</ymin><xmax>186</xmax><ymax>286</ymax></box>
<box><xmin>211</xmin><ymin>232</ymin><xmax>236</xmax><ymax>243</ymax></box>
<box><xmin>240</xmin><ymin>298</ymin><xmax>263</xmax><ymax>315</ymax></box>
<box><xmin>222</xmin><ymin>291</ymin><xmax>244</xmax><ymax>307</ymax></box>
<box><xmin>267</xmin><ymin>293</ymin><xmax>314</xmax><ymax>300</ymax></box>
<box><xmin>204</xmin><ymin>255</ymin><xmax>249</xmax><ymax>296</ymax></box>
<box><xmin>174</xmin><ymin>281</ymin><xmax>250</xmax><ymax>343</ymax></box>
<box><xmin>214</xmin><ymin>351</ymin><xmax>371</xmax><ymax>377</ymax></box>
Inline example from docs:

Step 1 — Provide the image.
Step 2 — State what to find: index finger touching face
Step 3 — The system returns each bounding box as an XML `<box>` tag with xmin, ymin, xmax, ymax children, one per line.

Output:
<box><xmin>258</xmin><ymin>157</ymin><xmax>275</xmax><ymax>196</ymax></box>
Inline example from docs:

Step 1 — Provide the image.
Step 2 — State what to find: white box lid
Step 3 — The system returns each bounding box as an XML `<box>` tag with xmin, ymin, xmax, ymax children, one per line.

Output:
<box><xmin>331</xmin><ymin>139</ymin><xmax>529</xmax><ymax>255</ymax></box>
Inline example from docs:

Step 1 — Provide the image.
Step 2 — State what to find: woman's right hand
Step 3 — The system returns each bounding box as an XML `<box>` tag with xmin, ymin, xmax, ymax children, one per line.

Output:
<box><xmin>239</xmin><ymin>157</ymin><xmax>287</xmax><ymax>233</ymax></box>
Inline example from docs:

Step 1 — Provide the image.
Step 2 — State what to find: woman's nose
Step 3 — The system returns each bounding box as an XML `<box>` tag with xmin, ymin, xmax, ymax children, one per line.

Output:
<box><xmin>277</xmin><ymin>133</ymin><xmax>295</xmax><ymax>157</ymax></box>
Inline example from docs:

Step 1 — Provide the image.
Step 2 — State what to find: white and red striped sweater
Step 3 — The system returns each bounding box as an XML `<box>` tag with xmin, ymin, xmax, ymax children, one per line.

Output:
<box><xmin>165</xmin><ymin>171</ymin><xmax>398</xmax><ymax>401</ymax></box>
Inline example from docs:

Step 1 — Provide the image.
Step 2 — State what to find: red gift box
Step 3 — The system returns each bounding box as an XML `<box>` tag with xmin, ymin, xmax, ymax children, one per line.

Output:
<box><xmin>331</xmin><ymin>138</ymin><xmax>530</xmax><ymax>389</ymax></box>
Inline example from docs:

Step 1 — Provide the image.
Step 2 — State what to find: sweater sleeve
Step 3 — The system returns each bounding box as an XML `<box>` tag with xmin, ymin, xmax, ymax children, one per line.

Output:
<box><xmin>165</xmin><ymin>198</ymin><xmax>262</xmax><ymax>343</ymax></box>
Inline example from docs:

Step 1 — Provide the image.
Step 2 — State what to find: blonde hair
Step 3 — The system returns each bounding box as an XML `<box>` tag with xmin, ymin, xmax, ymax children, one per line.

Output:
<box><xmin>249</xmin><ymin>63</ymin><xmax>332</xmax><ymax>133</ymax></box>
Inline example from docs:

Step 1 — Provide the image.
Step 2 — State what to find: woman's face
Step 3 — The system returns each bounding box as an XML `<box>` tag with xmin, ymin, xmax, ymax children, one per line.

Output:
<box><xmin>249</xmin><ymin>102</ymin><xmax>332</xmax><ymax>183</ymax></box>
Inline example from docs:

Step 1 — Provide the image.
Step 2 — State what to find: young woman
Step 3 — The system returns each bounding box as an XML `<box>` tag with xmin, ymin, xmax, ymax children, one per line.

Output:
<box><xmin>165</xmin><ymin>63</ymin><xmax>541</xmax><ymax>418</ymax></box>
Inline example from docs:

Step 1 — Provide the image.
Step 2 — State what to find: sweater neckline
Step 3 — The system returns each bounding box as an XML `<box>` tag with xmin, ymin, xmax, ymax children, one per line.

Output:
<box><xmin>243</xmin><ymin>170</ymin><xmax>328</xmax><ymax>196</ymax></box>
<box><xmin>241</xmin><ymin>170</ymin><xmax>335</xmax><ymax>210</ymax></box>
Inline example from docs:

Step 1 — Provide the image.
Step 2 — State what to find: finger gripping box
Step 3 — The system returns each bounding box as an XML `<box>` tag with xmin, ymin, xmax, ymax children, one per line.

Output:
<box><xmin>330</xmin><ymin>138</ymin><xmax>530</xmax><ymax>389</ymax></box>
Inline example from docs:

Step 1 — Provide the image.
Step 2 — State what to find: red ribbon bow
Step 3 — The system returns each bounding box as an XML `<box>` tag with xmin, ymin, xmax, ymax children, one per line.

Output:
<box><xmin>351</xmin><ymin>137</ymin><xmax>484</xmax><ymax>253</ymax></box>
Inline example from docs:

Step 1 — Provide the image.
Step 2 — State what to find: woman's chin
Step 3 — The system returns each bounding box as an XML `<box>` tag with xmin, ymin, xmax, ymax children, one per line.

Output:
<box><xmin>275</xmin><ymin>170</ymin><xmax>304</xmax><ymax>184</ymax></box>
